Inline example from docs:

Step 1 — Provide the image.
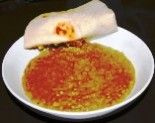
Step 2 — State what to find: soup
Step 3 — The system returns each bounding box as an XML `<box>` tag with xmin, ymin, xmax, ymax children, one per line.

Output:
<box><xmin>23</xmin><ymin>42</ymin><xmax>135</xmax><ymax>111</ymax></box>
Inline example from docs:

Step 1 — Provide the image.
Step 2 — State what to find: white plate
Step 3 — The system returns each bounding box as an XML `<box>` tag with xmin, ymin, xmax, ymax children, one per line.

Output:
<box><xmin>2</xmin><ymin>27</ymin><xmax>154</xmax><ymax>120</ymax></box>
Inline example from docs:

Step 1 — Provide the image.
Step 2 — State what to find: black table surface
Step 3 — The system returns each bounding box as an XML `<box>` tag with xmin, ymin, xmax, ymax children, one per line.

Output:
<box><xmin>0</xmin><ymin>0</ymin><xmax>155</xmax><ymax>123</ymax></box>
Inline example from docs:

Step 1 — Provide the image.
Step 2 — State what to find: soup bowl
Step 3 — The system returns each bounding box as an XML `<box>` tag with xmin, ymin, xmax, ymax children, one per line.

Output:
<box><xmin>2</xmin><ymin>27</ymin><xmax>154</xmax><ymax>120</ymax></box>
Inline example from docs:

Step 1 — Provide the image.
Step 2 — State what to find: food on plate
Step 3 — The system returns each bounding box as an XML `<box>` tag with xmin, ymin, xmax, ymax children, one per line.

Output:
<box><xmin>22</xmin><ymin>0</ymin><xmax>135</xmax><ymax>112</ymax></box>
<box><xmin>23</xmin><ymin>40</ymin><xmax>135</xmax><ymax>111</ymax></box>
<box><xmin>24</xmin><ymin>0</ymin><xmax>117</xmax><ymax>49</ymax></box>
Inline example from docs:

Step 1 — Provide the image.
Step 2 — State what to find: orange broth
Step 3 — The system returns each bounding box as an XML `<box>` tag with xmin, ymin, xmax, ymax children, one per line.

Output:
<box><xmin>23</xmin><ymin>42</ymin><xmax>135</xmax><ymax>111</ymax></box>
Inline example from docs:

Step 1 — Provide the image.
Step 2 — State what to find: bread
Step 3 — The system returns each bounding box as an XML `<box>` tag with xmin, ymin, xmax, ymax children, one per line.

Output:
<box><xmin>24</xmin><ymin>0</ymin><xmax>117</xmax><ymax>49</ymax></box>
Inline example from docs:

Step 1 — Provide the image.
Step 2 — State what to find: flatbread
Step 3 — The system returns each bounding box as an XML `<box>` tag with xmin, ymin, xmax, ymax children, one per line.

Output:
<box><xmin>24</xmin><ymin>0</ymin><xmax>117</xmax><ymax>49</ymax></box>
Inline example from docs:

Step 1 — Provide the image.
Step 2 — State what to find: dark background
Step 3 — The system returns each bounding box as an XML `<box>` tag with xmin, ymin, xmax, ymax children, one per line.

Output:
<box><xmin>0</xmin><ymin>0</ymin><xmax>155</xmax><ymax>122</ymax></box>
